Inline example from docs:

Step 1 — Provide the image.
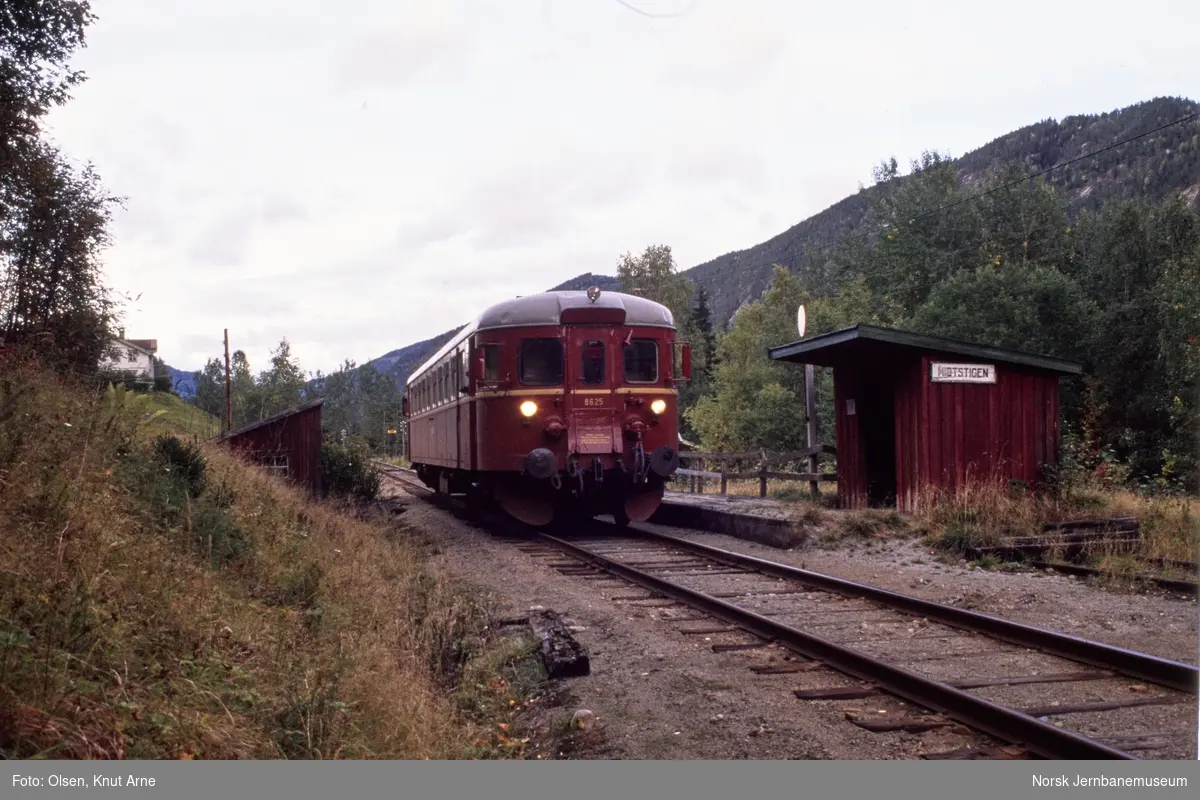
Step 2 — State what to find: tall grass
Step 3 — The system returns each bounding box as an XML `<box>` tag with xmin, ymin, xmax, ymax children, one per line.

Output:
<box><xmin>914</xmin><ymin>476</ymin><xmax>1198</xmax><ymax>566</ymax></box>
<box><xmin>0</xmin><ymin>358</ymin><xmax>528</xmax><ymax>759</ymax></box>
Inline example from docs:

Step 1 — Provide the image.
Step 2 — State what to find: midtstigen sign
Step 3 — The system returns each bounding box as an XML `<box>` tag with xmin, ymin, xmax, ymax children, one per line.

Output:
<box><xmin>930</xmin><ymin>362</ymin><xmax>997</xmax><ymax>383</ymax></box>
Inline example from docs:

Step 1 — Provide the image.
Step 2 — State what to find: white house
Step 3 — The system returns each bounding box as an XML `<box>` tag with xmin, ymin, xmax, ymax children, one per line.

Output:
<box><xmin>100</xmin><ymin>329</ymin><xmax>158</xmax><ymax>380</ymax></box>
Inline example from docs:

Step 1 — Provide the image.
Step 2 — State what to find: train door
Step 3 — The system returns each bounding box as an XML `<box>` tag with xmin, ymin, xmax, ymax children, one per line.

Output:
<box><xmin>563</xmin><ymin>326</ymin><xmax>619</xmax><ymax>457</ymax></box>
<box><xmin>456</xmin><ymin>348</ymin><xmax>470</xmax><ymax>471</ymax></box>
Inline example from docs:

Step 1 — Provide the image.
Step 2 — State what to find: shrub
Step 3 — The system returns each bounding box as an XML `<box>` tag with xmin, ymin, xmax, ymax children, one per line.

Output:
<box><xmin>154</xmin><ymin>434</ymin><xmax>207</xmax><ymax>497</ymax></box>
<box><xmin>320</xmin><ymin>437</ymin><xmax>381</xmax><ymax>503</ymax></box>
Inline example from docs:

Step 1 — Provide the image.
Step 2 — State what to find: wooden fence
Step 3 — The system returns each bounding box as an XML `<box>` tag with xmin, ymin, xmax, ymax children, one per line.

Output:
<box><xmin>674</xmin><ymin>444</ymin><xmax>838</xmax><ymax>497</ymax></box>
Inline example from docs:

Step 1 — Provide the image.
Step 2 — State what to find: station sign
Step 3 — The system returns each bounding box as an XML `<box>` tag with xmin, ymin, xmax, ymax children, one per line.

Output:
<box><xmin>930</xmin><ymin>362</ymin><xmax>996</xmax><ymax>384</ymax></box>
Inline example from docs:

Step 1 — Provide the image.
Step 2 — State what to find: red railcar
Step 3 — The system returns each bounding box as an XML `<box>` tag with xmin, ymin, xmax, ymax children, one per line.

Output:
<box><xmin>403</xmin><ymin>288</ymin><xmax>689</xmax><ymax>527</ymax></box>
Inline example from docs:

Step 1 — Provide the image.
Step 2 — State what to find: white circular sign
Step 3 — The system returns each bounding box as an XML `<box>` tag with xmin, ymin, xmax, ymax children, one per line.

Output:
<box><xmin>797</xmin><ymin>304</ymin><xmax>807</xmax><ymax>338</ymax></box>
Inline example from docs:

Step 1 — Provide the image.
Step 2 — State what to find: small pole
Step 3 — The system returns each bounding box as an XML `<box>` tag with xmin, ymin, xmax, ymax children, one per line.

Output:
<box><xmin>224</xmin><ymin>329</ymin><xmax>232</xmax><ymax>435</ymax></box>
<box><xmin>805</xmin><ymin>364</ymin><xmax>820</xmax><ymax>496</ymax></box>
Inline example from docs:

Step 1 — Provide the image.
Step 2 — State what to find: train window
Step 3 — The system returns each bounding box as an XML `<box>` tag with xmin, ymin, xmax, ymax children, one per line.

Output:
<box><xmin>623</xmin><ymin>339</ymin><xmax>659</xmax><ymax>383</ymax></box>
<box><xmin>481</xmin><ymin>345</ymin><xmax>501</xmax><ymax>381</ymax></box>
<box><xmin>580</xmin><ymin>340</ymin><xmax>605</xmax><ymax>385</ymax></box>
<box><xmin>518</xmin><ymin>339</ymin><xmax>563</xmax><ymax>386</ymax></box>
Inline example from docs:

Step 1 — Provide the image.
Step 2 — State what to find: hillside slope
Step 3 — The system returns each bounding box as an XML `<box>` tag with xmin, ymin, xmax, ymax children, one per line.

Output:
<box><xmin>0</xmin><ymin>360</ymin><xmax>537</xmax><ymax>759</ymax></box>
<box><xmin>681</xmin><ymin>96</ymin><xmax>1200</xmax><ymax>323</ymax></box>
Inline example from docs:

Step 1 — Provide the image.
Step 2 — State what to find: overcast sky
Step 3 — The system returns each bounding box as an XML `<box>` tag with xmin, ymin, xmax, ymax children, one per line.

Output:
<box><xmin>43</xmin><ymin>0</ymin><xmax>1199</xmax><ymax>376</ymax></box>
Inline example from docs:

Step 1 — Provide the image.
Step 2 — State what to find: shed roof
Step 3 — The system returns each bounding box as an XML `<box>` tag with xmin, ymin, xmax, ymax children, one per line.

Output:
<box><xmin>220</xmin><ymin>397</ymin><xmax>325</xmax><ymax>441</ymax></box>
<box><xmin>768</xmin><ymin>324</ymin><xmax>1083</xmax><ymax>376</ymax></box>
<box><xmin>409</xmin><ymin>289</ymin><xmax>674</xmax><ymax>384</ymax></box>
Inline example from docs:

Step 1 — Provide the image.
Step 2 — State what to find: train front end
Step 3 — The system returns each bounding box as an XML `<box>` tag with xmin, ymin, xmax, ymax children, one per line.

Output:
<box><xmin>479</xmin><ymin>288</ymin><xmax>689</xmax><ymax>528</ymax></box>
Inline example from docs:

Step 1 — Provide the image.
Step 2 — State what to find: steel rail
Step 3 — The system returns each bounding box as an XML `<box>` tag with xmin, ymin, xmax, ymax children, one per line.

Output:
<box><xmin>375</xmin><ymin>464</ymin><xmax>1196</xmax><ymax>693</ymax></box>
<box><xmin>620</xmin><ymin>527</ymin><xmax>1200</xmax><ymax>694</ymax></box>
<box><xmin>536</xmin><ymin>530</ymin><xmax>1138</xmax><ymax>760</ymax></box>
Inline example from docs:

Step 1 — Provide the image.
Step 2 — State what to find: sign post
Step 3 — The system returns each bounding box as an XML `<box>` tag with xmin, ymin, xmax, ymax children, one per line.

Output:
<box><xmin>797</xmin><ymin>305</ymin><xmax>819</xmax><ymax>496</ymax></box>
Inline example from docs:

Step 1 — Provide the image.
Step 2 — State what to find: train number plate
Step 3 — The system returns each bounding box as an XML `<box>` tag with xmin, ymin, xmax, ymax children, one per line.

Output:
<box><xmin>581</xmin><ymin>397</ymin><xmax>605</xmax><ymax>407</ymax></box>
<box><xmin>577</xmin><ymin>429</ymin><xmax>613</xmax><ymax>454</ymax></box>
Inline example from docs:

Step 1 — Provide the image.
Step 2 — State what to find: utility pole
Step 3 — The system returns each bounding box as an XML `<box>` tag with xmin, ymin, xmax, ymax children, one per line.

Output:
<box><xmin>224</xmin><ymin>329</ymin><xmax>232</xmax><ymax>435</ymax></box>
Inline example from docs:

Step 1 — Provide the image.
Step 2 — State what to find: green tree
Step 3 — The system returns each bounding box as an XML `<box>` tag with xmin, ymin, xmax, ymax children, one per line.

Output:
<box><xmin>192</xmin><ymin>358</ymin><xmax>226</xmax><ymax>420</ymax></box>
<box><xmin>905</xmin><ymin>264</ymin><xmax>1099</xmax><ymax>365</ymax></box>
<box><xmin>229</xmin><ymin>350</ymin><xmax>258</xmax><ymax>429</ymax></box>
<box><xmin>1</xmin><ymin>2</ymin><xmax>117</xmax><ymax>375</ymax></box>
<box><xmin>690</xmin><ymin>285</ymin><xmax>717</xmax><ymax>380</ymax></box>
<box><xmin>254</xmin><ymin>337</ymin><xmax>307</xmax><ymax>419</ymax></box>
<box><xmin>852</xmin><ymin>151</ymin><xmax>986</xmax><ymax>322</ymax></box>
<box><xmin>616</xmin><ymin>244</ymin><xmax>694</xmax><ymax>321</ymax></box>
<box><xmin>152</xmin><ymin>357</ymin><xmax>172</xmax><ymax>393</ymax></box>
<box><xmin>686</xmin><ymin>266</ymin><xmax>811</xmax><ymax>452</ymax></box>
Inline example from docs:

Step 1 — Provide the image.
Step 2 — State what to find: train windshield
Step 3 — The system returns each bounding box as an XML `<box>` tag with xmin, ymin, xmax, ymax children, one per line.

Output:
<box><xmin>623</xmin><ymin>339</ymin><xmax>658</xmax><ymax>383</ymax></box>
<box><xmin>519</xmin><ymin>338</ymin><xmax>563</xmax><ymax>385</ymax></box>
<box><xmin>580</xmin><ymin>340</ymin><xmax>605</xmax><ymax>385</ymax></box>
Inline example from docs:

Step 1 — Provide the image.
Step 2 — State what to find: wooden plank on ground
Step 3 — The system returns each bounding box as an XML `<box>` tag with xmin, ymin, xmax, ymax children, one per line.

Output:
<box><xmin>528</xmin><ymin>609</ymin><xmax>591</xmax><ymax>679</ymax></box>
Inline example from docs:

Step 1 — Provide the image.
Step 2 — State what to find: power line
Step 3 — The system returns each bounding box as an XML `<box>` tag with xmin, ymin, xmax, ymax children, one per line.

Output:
<box><xmin>610</xmin><ymin>0</ymin><xmax>695</xmax><ymax>18</ymax></box>
<box><xmin>689</xmin><ymin>109</ymin><xmax>1200</xmax><ymax>288</ymax></box>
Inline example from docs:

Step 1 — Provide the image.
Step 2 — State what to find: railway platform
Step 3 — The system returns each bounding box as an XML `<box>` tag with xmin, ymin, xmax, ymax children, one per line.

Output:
<box><xmin>649</xmin><ymin>490</ymin><xmax>821</xmax><ymax>549</ymax></box>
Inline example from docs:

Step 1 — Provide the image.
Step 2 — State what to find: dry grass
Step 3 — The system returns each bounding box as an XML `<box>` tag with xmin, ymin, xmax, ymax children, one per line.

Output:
<box><xmin>0</xmin><ymin>360</ymin><xmax>540</xmax><ymax>759</ymax></box>
<box><xmin>671</xmin><ymin>461</ymin><xmax>1195</xmax><ymax>574</ymax></box>
<box><xmin>914</xmin><ymin>476</ymin><xmax>1198</xmax><ymax>571</ymax></box>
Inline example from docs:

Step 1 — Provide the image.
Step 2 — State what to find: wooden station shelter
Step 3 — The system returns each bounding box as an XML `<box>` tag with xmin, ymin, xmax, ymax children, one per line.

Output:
<box><xmin>220</xmin><ymin>398</ymin><xmax>325</xmax><ymax>497</ymax></box>
<box><xmin>768</xmin><ymin>325</ymin><xmax>1082</xmax><ymax>512</ymax></box>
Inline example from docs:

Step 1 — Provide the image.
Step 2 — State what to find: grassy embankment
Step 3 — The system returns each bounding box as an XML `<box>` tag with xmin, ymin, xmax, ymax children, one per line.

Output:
<box><xmin>0</xmin><ymin>361</ymin><xmax>553</xmax><ymax>759</ymax></box>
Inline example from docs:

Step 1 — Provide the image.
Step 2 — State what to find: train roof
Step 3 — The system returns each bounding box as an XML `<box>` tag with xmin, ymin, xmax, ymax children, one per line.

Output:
<box><xmin>407</xmin><ymin>290</ymin><xmax>675</xmax><ymax>385</ymax></box>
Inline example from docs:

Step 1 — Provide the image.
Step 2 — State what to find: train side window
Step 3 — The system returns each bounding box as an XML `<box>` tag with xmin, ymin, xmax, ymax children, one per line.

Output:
<box><xmin>580</xmin><ymin>340</ymin><xmax>605</xmax><ymax>385</ymax></box>
<box><xmin>518</xmin><ymin>339</ymin><xmax>563</xmax><ymax>386</ymax></box>
<box><xmin>480</xmin><ymin>344</ymin><xmax>501</xmax><ymax>381</ymax></box>
<box><xmin>623</xmin><ymin>339</ymin><xmax>659</xmax><ymax>384</ymax></box>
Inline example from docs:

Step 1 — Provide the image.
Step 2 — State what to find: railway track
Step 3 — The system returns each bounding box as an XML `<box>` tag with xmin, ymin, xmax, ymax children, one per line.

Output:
<box><xmin>373</xmin><ymin>462</ymin><xmax>1199</xmax><ymax>760</ymax></box>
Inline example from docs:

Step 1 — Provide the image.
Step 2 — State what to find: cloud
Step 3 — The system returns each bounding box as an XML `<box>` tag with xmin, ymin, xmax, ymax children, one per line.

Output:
<box><xmin>332</xmin><ymin>1</ymin><xmax>468</xmax><ymax>91</ymax></box>
<box><xmin>653</xmin><ymin>0</ymin><xmax>787</xmax><ymax>92</ymax></box>
<box><xmin>40</xmin><ymin>0</ymin><xmax>1200</xmax><ymax>377</ymax></box>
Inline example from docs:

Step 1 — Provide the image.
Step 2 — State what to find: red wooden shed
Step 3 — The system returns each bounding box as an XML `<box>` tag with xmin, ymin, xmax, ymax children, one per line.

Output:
<box><xmin>220</xmin><ymin>398</ymin><xmax>325</xmax><ymax>497</ymax></box>
<box><xmin>768</xmin><ymin>325</ymin><xmax>1082</xmax><ymax>512</ymax></box>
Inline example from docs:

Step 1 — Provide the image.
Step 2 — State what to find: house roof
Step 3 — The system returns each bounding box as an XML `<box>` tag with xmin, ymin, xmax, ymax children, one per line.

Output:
<box><xmin>219</xmin><ymin>398</ymin><xmax>325</xmax><ymax>441</ymax></box>
<box><xmin>767</xmin><ymin>324</ymin><xmax>1083</xmax><ymax>376</ymax></box>
<box><xmin>110</xmin><ymin>339</ymin><xmax>156</xmax><ymax>359</ymax></box>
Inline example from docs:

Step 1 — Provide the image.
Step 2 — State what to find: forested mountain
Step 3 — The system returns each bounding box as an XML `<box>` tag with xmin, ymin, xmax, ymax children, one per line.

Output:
<box><xmin>354</xmin><ymin>96</ymin><xmax>1198</xmax><ymax>391</ymax></box>
<box><xmin>679</xmin><ymin>96</ymin><xmax>1200</xmax><ymax>325</ymax></box>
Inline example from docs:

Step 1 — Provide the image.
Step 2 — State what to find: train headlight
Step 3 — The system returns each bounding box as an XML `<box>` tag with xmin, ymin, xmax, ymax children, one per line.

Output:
<box><xmin>519</xmin><ymin>400</ymin><xmax>538</xmax><ymax>418</ymax></box>
<box><xmin>650</xmin><ymin>399</ymin><xmax>667</xmax><ymax>415</ymax></box>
